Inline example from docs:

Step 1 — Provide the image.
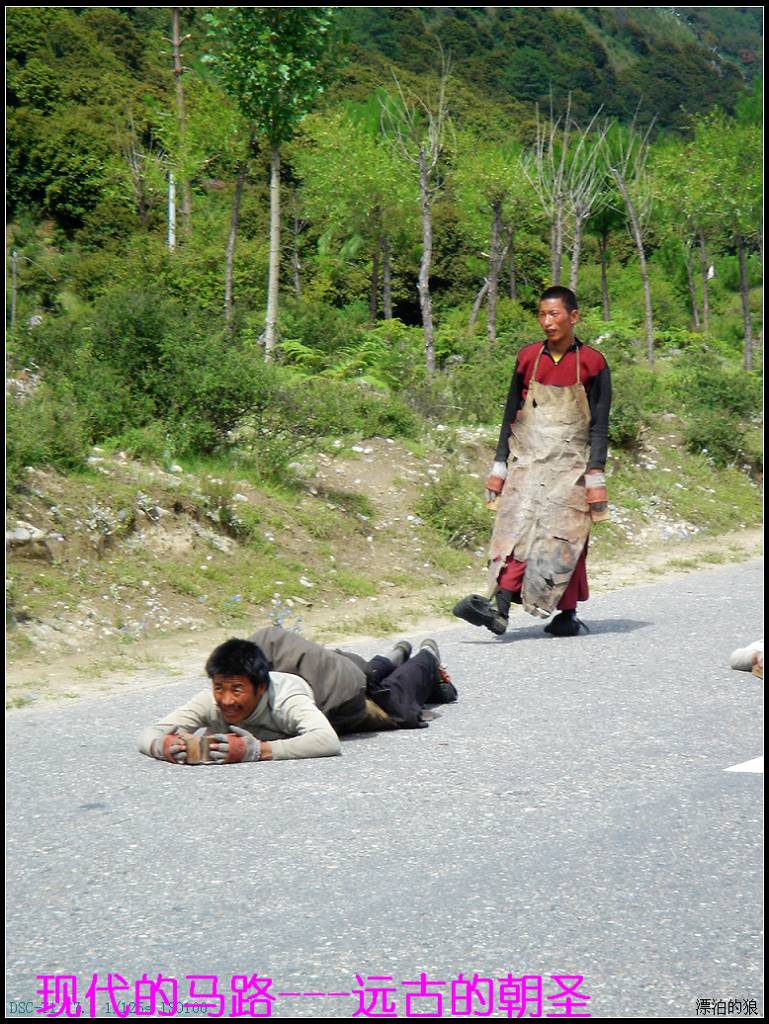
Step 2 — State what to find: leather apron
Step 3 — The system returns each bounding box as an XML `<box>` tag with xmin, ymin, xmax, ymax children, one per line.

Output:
<box><xmin>488</xmin><ymin>345</ymin><xmax>591</xmax><ymax>618</ymax></box>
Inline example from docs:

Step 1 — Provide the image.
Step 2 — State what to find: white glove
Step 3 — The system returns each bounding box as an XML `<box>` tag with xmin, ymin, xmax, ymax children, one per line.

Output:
<box><xmin>485</xmin><ymin>461</ymin><xmax>507</xmax><ymax>503</ymax></box>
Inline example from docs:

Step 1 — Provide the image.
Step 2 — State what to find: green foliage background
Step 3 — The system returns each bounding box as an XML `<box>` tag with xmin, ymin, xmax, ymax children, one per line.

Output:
<box><xmin>6</xmin><ymin>6</ymin><xmax>763</xmax><ymax>494</ymax></box>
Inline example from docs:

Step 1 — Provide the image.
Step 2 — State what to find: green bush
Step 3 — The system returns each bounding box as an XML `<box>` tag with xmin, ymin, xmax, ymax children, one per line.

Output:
<box><xmin>112</xmin><ymin>422</ymin><xmax>175</xmax><ymax>463</ymax></box>
<box><xmin>7</xmin><ymin>382</ymin><xmax>89</xmax><ymax>490</ymax></box>
<box><xmin>414</xmin><ymin>469</ymin><xmax>490</xmax><ymax>549</ymax></box>
<box><xmin>683</xmin><ymin>409</ymin><xmax>748</xmax><ymax>468</ymax></box>
<box><xmin>444</xmin><ymin>349</ymin><xmax>517</xmax><ymax>424</ymax></box>
<box><xmin>238</xmin><ymin>370</ymin><xmax>422</xmax><ymax>479</ymax></box>
<box><xmin>160</xmin><ymin>329</ymin><xmax>266</xmax><ymax>455</ymax></box>
<box><xmin>607</xmin><ymin>366</ymin><xmax>646</xmax><ymax>450</ymax></box>
<box><xmin>66</xmin><ymin>346</ymin><xmax>156</xmax><ymax>440</ymax></box>
<box><xmin>279</xmin><ymin>299</ymin><xmax>367</xmax><ymax>359</ymax></box>
<box><xmin>670</xmin><ymin>360</ymin><xmax>762</xmax><ymax>419</ymax></box>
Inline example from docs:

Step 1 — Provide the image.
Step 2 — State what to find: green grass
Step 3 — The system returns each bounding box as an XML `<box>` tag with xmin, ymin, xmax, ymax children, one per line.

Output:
<box><xmin>426</xmin><ymin>542</ymin><xmax>476</xmax><ymax>574</ymax></box>
<box><xmin>333</xmin><ymin>569</ymin><xmax>378</xmax><ymax>598</ymax></box>
<box><xmin>6</xmin><ymin>696</ymin><xmax>36</xmax><ymax>709</ymax></box>
<box><xmin>433</xmin><ymin>595</ymin><xmax>461</xmax><ymax>617</ymax></box>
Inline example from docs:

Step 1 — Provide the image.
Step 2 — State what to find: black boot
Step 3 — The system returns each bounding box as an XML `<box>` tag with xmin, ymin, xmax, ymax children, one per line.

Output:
<box><xmin>419</xmin><ymin>640</ymin><xmax>458</xmax><ymax>703</ymax></box>
<box><xmin>385</xmin><ymin>640</ymin><xmax>412</xmax><ymax>667</ymax></box>
<box><xmin>495</xmin><ymin>587</ymin><xmax>514</xmax><ymax>621</ymax></box>
<box><xmin>452</xmin><ymin>594</ymin><xmax>507</xmax><ymax>635</ymax></box>
<box><xmin>544</xmin><ymin>610</ymin><xmax>588</xmax><ymax>637</ymax></box>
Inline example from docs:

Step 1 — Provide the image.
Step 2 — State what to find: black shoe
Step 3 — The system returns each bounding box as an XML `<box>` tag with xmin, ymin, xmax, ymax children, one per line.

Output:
<box><xmin>386</xmin><ymin>640</ymin><xmax>412</xmax><ymax>667</ymax></box>
<box><xmin>419</xmin><ymin>640</ymin><xmax>459</xmax><ymax>702</ymax></box>
<box><xmin>438</xmin><ymin>680</ymin><xmax>458</xmax><ymax>703</ymax></box>
<box><xmin>452</xmin><ymin>594</ymin><xmax>508</xmax><ymax>635</ymax></box>
<box><xmin>495</xmin><ymin>587</ymin><xmax>515</xmax><ymax>619</ymax></box>
<box><xmin>418</xmin><ymin>638</ymin><xmax>440</xmax><ymax>663</ymax></box>
<box><xmin>544</xmin><ymin>611</ymin><xmax>589</xmax><ymax>637</ymax></box>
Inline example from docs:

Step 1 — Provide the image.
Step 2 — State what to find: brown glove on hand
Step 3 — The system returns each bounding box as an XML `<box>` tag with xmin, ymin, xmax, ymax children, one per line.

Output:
<box><xmin>208</xmin><ymin>726</ymin><xmax>262</xmax><ymax>764</ymax></box>
<box><xmin>150</xmin><ymin>726</ymin><xmax>206</xmax><ymax>764</ymax></box>
<box><xmin>150</xmin><ymin>727</ymin><xmax>189</xmax><ymax>764</ymax></box>
<box><xmin>585</xmin><ymin>470</ymin><xmax>609</xmax><ymax>522</ymax></box>
<box><xmin>485</xmin><ymin>461</ymin><xmax>507</xmax><ymax>504</ymax></box>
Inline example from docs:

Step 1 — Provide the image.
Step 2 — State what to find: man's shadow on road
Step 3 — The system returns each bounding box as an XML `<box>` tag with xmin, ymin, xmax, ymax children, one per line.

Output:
<box><xmin>461</xmin><ymin>618</ymin><xmax>652</xmax><ymax>644</ymax></box>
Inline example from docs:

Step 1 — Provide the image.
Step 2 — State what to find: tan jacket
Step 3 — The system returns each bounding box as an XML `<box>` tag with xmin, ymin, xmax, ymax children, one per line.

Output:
<box><xmin>137</xmin><ymin>670</ymin><xmax>341</xmax><ymax>761</ymax></box>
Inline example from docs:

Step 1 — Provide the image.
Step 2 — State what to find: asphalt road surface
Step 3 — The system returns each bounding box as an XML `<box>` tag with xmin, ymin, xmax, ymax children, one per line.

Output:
<box><xmin>6</xmin><ymin>560</ymin><xmax>763</xmax><ymax>1019</ymax></box>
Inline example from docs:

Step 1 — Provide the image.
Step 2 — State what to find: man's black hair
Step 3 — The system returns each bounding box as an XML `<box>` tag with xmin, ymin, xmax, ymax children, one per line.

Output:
<box><xmin>205</xmin><ymin>638</ymin><xmax>271</xmax><ymax>688</ymax></box>
<box><xmin>539</xmin><ymin>285</ymin><xmax>578</xmax><ymax>312</ymax></box>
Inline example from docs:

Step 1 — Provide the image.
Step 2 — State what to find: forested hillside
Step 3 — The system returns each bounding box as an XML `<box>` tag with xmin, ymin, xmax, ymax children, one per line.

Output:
<box><xmin>5</xmin><ymin>7</ymin><xmax>763</xmax><ymax>670</ymax></box>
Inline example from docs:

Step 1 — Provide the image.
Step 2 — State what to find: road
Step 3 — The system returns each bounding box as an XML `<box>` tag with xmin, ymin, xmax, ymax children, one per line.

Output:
<box><xmin>6</xmin><ymin>560</ymin><xmax>763</xmax><ymax>1019</ymax></box>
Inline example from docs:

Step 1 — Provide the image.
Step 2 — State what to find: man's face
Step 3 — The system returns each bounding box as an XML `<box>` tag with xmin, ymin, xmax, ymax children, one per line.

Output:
<box><xmin>212</xmin><ymin>674</ymin><xmax>265</xmax><ymax>724</ymax></box>
<box><xmin>538</xmin><ymin>297</ymin><xmax>579</xmax><ymax>345</ymax></box>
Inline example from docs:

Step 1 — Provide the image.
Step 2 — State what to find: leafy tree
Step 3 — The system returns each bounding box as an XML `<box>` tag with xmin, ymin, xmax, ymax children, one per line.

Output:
<box><xmin>608</xmin><ymin>119</ymin><xmax>656</xmax><ymax>365</ymax></box>
<box><xmin>691</xmin><ymin>112</ymin><xmax>762</xmax><ymax>368</ymax></box>
<box><xmin>381</xmin><ymin>53</ymin><xmax>452</xmax><ymax>373</ymax></box>
<box><xmin>294</xmin><ymin>106</ymin><xmax>415</xmax><ymax>322</ymax></box>
<box><xmin>204</xmin><ymin>8</ymin><xmax>343</xmax><ymax>357</ymax></box>
<box><xmin>452</xmin><ymin>135</ymin><xmax>538</xmax><ymax>343</ymax></box>
<box><xmin>585</xmin><ymin>199</ymin><xmax>625</xmax><ymax>321</ymax></box>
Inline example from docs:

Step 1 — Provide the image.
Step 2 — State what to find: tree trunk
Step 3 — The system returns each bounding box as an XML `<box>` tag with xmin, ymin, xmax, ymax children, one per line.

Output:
<box><xmin>486</xmin><ymin>200</ymin><xmax>503</xmax><ymax>346</ymax></box>
<box><xmin>569</xmin><ymin>214</ymin><xmax>584</xmax><ymax>294</ymax></box>
<box><xmin>264</xmin><ymin>144</ymin><xmax>281</xmax><ymax>360</ymax></box>
<box><xmin>469</xmin><ymin>280</ymin><xmax>489</xmax><ymax>330</ymax></box>
<box><xmin>698</xmin><ymin>227</ymin><xmax>710</xmax><ymax>335</ymax></box>
<box><xmin>685</xmin><ymin>249</ymin><xmax>700</xmax><ymax>329</ymax></box>
<box><xmin>508</xmin><ymin>240</ymin><xmax>517</xmax><ymax>301</ymax></box>
<box><xmin>381</xmin><ymin>236</ymin><xmax>393</xmax><ymax>319</ymax></box>
<box><xmin>369</xmin><ymin>240</ymin><xmax>380</xmax><ymax>324</ymax></box>
<box><xmin>417</xmin><ymin>150</ymin><xmax>436</xmax><ymax>374</ymax></box>
<box><xmin>611</xmin><ymin>169</ymin><xmax>653</xmax><ymax>365</ymax></box>
<box><xmin>171</xmin><ymin>8</ymin><xmax>192</xmax><ymax>233</ymax></box>
<box><xmin>291</xmin><ymin>217</ymin><xmax>302</xmax><ymax>299</ymax></box>
<box><xmin>224</xmin><ymin>156</ymin><xmax>249</xmax><ymax>326</ymax></box>
<box><xmin>737</xmin><ymin>234</ymin><xmax>753</xmax><ymax>371</ymax></box>
<box><xmin>550</xmin><ymin>211</ymin><xmax>563</xmax><ymax>285</ymax></box>
<box><xmin>599</xmin><ymin>230</ymin><xmax>610</xmax><ymax>321</ymax></box>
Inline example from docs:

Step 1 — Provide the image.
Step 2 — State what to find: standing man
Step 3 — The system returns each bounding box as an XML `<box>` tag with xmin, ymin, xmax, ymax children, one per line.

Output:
<box><xmin>454</xmin><ymin>286</ymin><xmax>611</xmax><ymax>637</ymax></box>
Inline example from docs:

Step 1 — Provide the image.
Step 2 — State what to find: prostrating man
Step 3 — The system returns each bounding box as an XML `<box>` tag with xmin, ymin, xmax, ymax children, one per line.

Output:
<box><xmin>137</xmin><ymin>628</ymin><xmax>457</xmax><ymax>764</ymax></box>
<box><xmin>454</xmin><ymin>286</ymin><xmax>611</xmax><ymax>637</ymax></box>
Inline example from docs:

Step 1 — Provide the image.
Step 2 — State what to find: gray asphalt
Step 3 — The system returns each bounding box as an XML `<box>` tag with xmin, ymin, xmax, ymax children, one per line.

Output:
<box><xmin>6</xmin><ymin>560</ymin><xmax>764</xmax><ymax>1019</ymax></box>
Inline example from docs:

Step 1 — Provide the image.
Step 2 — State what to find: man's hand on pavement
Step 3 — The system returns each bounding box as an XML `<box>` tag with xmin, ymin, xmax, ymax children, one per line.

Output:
<box><xmin>208</xmin><ymin>727</ymin><xmax>262</xmax><ymax>764</ymax></box>
<box><xmin>150</xmin><ymin>726</ymin><xmax>189</xmax><ymax>764</ymax></box>
<box><xmin>150</xmin><ymin>726</ymin><xmax>208</xmax><ymax>765</ymax></box>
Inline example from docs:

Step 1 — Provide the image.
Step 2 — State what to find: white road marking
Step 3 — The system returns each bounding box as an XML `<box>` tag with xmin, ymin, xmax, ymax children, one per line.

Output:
<box><xmin>724</xmin><ymin>756</ymin><xmax>763</xmax><ymax>774</ymax></box>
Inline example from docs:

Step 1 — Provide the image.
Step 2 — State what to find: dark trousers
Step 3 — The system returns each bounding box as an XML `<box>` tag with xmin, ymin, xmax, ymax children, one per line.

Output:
<box><xmin>329</xmin><ymin>649</ymin><xmax>445</xmax><ymax>732</ymax></box>
<box><xmin>364</xmin><ymin>650</ymin><xmax>443</xmax><ymax>729</ymax></box>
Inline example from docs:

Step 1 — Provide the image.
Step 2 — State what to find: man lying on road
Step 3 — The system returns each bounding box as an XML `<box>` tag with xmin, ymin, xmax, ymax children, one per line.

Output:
<box><xmin>138</xmin><ymin>626</ymin><xmax>457</xmax><ymax>764</ymax></box>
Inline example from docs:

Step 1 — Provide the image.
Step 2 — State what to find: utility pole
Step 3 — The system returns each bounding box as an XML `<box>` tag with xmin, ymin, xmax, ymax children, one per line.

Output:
<box><xmin>9</xmin><ymin>250</ymin><xmax>18</xmax><ymax>337</ymax></box>
<box><xmin>168</xmin><ymin>172</ymin><xmax>176</xmax><ymax>251</ymax></box>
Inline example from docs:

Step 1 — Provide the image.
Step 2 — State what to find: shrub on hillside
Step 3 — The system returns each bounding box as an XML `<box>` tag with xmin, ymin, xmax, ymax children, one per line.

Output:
<box><xmin>160</xmin><ymin>330</ymin><xmax>266</xmax><ymax>455</ymax></box>
<box><xmin>607</xmin><ymin>364</ymin><xmax>667</xmax><ymax>450</ymax></box>
<box><xmin>670</xmin><ymin>360</ymin><xmax>763</xmax><ymax>419</ymax></box>
<box><xmin>279</xmin><ymin>299</ymin><xmax>368</xmax><ymax>360</ymax></box>
<box><xmin>444</xmin><ymin>349</ymin><xmax>517</xmax><ymax>424</ymax></box>
<box><xmin>7</xmin><ymin>382</ymin><xmax>89</xmax><ymax>490</ymax></box>
<box><xmin>415</xmin><ymin>469</ymin><xmax>490</xmax><ymax>549</ymax></box>
<box><xmin>683</xmin><ymin>409</ymin><xmax>748</xmax><ymax>468</ymax></box>
<box><xmin>239</xmin><ymin>370</ymin><xmax>422</xmax><ymax>478</ymax></box>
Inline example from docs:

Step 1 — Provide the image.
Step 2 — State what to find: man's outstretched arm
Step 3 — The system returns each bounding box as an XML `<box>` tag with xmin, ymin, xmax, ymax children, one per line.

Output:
<box><xmin>137</xmin><ymin>690</ymin><xmax>214</xmax><ymax>763</ymax></box>
<box><xmin>262</xmin><ymin>693</ymin><xmax>342</xmax><ymax>760</ymax></box>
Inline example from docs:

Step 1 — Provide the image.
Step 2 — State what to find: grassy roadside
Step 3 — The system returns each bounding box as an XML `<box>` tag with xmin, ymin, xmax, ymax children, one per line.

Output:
<box><xmin>5</xmin><ymin>424</ymin><xmax>762</xmax><ymax>708</ymax></box>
